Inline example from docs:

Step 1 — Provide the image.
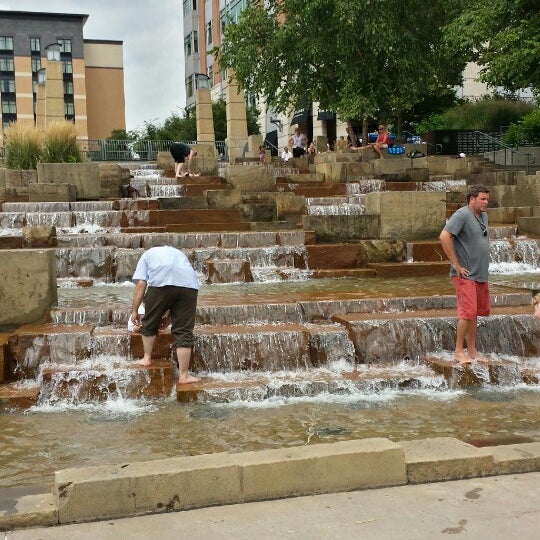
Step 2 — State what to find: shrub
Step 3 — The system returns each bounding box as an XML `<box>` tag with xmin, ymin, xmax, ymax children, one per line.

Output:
<box><xmin>4</xmin><ymin>122</ymin><xmax>43</xmax><ymax>170</ymax></box>
<box><xmin>415</xmin><ymin>98</ymin><xmax>534</xmax><ymax>135</ymax></box>
<box><xmin>42</xmin><ymin>121</ymin><xmax>82</xmax><ymax>163</ymax></box>
<box><xmin>502</xmin><ymin>108</ymin><xmax>540</xmax><ymax>146</ymax></box>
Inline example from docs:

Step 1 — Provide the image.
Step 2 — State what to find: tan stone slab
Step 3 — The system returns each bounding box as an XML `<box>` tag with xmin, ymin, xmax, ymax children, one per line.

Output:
<box><xmin>401</xmin><ymin>437</ymin><xmax>494</xmax><ymax>483</ymax></box>
<box><xmin>239</xmin><ymin>438</ymin><xmax>407</xmax><ymax>500</ymax></box>
<box><xmin>478</xmin><ymin>442</ymin><xmax>540</xmax><ymax>475</ymax></box>
<box><xmin>54</xmin><ymin>439</ymin><xmax>406</xmax><ymax>524</ymax></box>
<box><xmin>0</xmin><ymin>492</ymin><xmax>57</xmax><ymax>530</ymax></box>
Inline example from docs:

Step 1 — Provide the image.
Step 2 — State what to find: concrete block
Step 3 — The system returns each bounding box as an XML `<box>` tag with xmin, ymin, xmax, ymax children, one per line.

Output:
<box><xmin>37</xmin><ymin>163</ymin><xmax>100</xmax><ymax>200</ymax></box>
<box><xmin>29</xmin><ymin>182</ymin><xmax>76</xmax><ymax>202</ymax></box>
<box><xmin>240</xmin><ymin>439</ymin><xmax>407</xmax><ymax>500</ymax></box>
<box><xmin>302</xmin><ymin>214</ymin><xmax>379</xmax><ymax>242</ymax></box>
<box><xmin>226</xmin><ymin>166</ymin><xmax>274</xmax><ymax>192</ymax></box>
<box><xmin>21</xmin><ymin>226</ymin><xmax>57</xmax><ymax>248</ymax></box>
<box><xmin>4</xmin><ymin>169</ymin><xmax>37</xmax><ymax>194</ymax></box>
<box><xmin>207</xmin><ymin>188</ymin><xmax>242</xmax><ymax>209</ymax></box>
<box><xmin>401</xmin><ymin>437</ymin><xmax>494</xmax><ymax>483</ymax></box>
<box><xmin>54</xmin><ymin>453</ymin><xmax>242</xmax><ymax>523</ymax></box>
<box><xmin>0</xmin><ymin>492</ymin><xmax>57</xmax><ymax>531</ymax></box>
<box><xmin>0</xmin><ymin>249</ymin><xmax>57</xmax><ymax>330</ymax></box>
<box><xmin>365</xmin><ymin>191</ymin><xmax>445</xmax><ymax>240</ymax></box>
<box><xmin>478</xmin><ymin>442</ymin><xmax>540</xmax><ymax>475</ymax></box>
<box><xmin>275</xmin><ymin>193</ymin><xmax>305</xmax><ymax>221</ymax></box>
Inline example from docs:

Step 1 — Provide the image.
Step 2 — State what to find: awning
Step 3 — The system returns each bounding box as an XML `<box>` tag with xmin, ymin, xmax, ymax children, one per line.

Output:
<box><xmin>317</xmin><ymin>109</ymin><xmax>335</xmax><ymax>121</ymax></box>
<box><xmin>290</xmin><ymin>107</ymin><xmax>310</xmax><ymax>125</ymax></box>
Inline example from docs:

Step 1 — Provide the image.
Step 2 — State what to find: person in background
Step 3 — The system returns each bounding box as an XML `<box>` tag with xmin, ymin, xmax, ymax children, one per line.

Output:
<box><xmin>533</xmin><ymin>293</ymin><xmax>540</xmax><ymax>320</ymax></box>
<box><xmin>170</xmin><ymin>142</ymin><xmax>198</xmax><ymax>177</ymax></box>
<box><xmin>131</xmin><ymin>245</ymin><xmax>200</xmax><ymax>384</ymax></box>
<box><xmin>336</xmin><ymin>136</ymin><xmax>348</xmax><ymax>152</ymax></box>
<box><xmin>439</xmin><ymin>185</ymin><xmax>491</xmax><ymax>364</ymax></box>
<box><xmin>350</xmin><ymin>125</ymin><xmax>390</xmax><ymax>159</ymax></box>
<box><xmin>307</xmin><ymin>142</ymin><xmax>317</xmax><ymax>155</ymax></box>
<box><xmin>289</xmin><ymin>127</ymin><xmax>306</xmax><ymax>158</ymax></box>
<box><xmin>258</xmin><ymin>145</ymin><xmax>266</xmax><ymax>165</ymax></box>
<box><xmin>281</xmin><ymin>146</ymin><xmax>293</xmax><ymax>162</ymax></box>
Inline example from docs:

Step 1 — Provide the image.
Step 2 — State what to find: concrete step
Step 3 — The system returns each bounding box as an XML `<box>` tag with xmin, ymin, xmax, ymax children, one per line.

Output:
<box><xmin>165</xmin><ymin>222</ymin><xmax>252</xmax><ymax>233</ymax></box>
<box><xmin>0</xmin><ymin>382</ymin><xmax>40</xmax><ymax>409</ymax></box>
<box><xmin>368</xmin><ymin>261</ymin><xmax>450</xmax><ymax>277</ymax></box>
<box><xmin>149</xmin><ymin>209</ymin><xmax>247</xmax><ymax>226</ymax></box>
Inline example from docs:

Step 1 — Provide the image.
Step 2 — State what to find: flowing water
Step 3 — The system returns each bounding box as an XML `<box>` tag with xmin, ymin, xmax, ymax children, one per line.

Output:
<box><xmin>1</xmin><ymin>168</ymin><xmax>539</xmax><ymax>491</ymax></box>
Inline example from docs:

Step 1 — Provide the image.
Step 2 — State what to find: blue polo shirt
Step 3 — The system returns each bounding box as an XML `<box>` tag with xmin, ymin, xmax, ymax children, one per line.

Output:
<box><xmin>132</xmin><ymin>246</ymin><xmax>200</xmax><ymax>290</ymax></box>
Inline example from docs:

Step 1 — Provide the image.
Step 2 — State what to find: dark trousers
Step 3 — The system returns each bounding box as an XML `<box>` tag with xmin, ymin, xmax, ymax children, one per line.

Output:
<box><xmin>141</xmin><ymin>285</ymin><xmax>198</xmax><ymax>348</ymax></box>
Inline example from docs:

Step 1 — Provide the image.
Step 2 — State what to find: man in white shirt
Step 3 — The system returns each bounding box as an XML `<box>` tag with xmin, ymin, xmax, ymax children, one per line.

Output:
<box><xmin>281</xmin><ymin>146</ymin><xmax>293</xmax><ymax>162</ymax></box>
<box><xmin>131</xmin><ymin>246</ymin><xmax>200</xmax><ymax>384</ymax></box>
<box><xmin>289</xmin><ymin>127</ymin><xmax>306</xmax><ymax>157</ymax></box>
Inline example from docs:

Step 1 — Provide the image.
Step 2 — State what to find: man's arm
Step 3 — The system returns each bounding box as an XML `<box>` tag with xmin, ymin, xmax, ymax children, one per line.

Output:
<box><xmin>131</xmin><ymin>279</ymin><xmax>147</xmax><ymax>324</ymax></box>
<box><xmin>439</xmin><ymin>230</ymin><xmax>469</xmax><ymax>277</ymax></box>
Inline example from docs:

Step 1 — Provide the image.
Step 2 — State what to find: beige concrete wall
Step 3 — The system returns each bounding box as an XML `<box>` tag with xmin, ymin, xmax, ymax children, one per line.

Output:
<box><xmin>37</xmin><ymin>163</ymin><xmax>101</xmax><ymax>199</ymax></box>
<box><xmin>0</xmin><ymin>249</ymin><xmax>57</xmax><ymax>329</ymax></box>
<box><xmin>365</xmin><ymin>191</ymin><xmax>446</xmax><ymax>240</ymax></box>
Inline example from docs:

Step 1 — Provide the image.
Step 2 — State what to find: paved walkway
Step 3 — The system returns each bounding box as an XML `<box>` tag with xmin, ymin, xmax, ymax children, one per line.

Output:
<box><xmin>6</xmin><ymin>472</ymin><xmax>540</xmax><ymax>539</ymax></box>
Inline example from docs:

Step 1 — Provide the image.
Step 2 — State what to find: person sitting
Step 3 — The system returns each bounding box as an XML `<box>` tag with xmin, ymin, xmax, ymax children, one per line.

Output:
<box><xmin>350</xmin><ymin>124</ymin><xmax>391</xmax><ymax>159</ymax></box>
<box><xmin>281</xmin><ymin>146</ymin><xmax>293</xmax><ymax>162</ymax></box>
<box><xmin>307</xmin><ymin>142</ymin><xmax>317</xmax><ymax>155</ymax></box>
<box><xmin>258</xmin><ymin>145</ymin><xmax>266</xmax><ymax>165</ymax></box>
<box><xmin>336</xmin><ymin>136</ymin><xmax>348</xmax><ymax>152</ymax></box>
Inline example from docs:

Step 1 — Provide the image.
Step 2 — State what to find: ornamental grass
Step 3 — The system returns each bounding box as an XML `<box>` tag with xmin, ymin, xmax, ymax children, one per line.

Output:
<box><xmin>4</xmin><ymin>122</ymin><xmax>43</xmax><ymax>170</ymax></box>
<box><xmin>42</xmin><ymin>120</ymin><xmax>82</xmax><ymax>163</ymax></box>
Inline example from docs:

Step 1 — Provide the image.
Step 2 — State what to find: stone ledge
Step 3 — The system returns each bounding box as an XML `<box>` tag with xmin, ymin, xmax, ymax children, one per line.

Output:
<box><xmin>478</xmin><ymin>442</ymin><xmax>540</xmax><ymax>475</ymax></box>
<box><xmin>3</xmin><ymin>437</ymin><xmax>540</xmax><ymax>530</ymax></box>
<box><xmin>401</xmin><ymin>437</ymin><xmax>495</xmax><ymax>483</ymax></box>
<box><xmin>53</xmin><ymin>438</ymin><xmax>406</xmax><ymax>524</ymax></box>
<box><xmin>0</xmin><ymin>492</ymin><xmax>57</xmax><ymax>531</ymax></box>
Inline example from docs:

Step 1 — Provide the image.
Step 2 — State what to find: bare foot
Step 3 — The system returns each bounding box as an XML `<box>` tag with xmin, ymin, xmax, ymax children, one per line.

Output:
<box><xmin>136</xmin><ymin>359</ymin><xmax>152</xmax><ymax>367</ymax></box>
<box><xmin>455</xmin><ymin>351</ymin><xmax>472</xmax><ymax>364</ymax></box>
<box><xmin>190</xmin><ymin>172</ymin><xmax>201</xmax><ymax>177</ymax></box>
<box><xmin>177</xmin><ymin>374</ymin><xmax>201</xmax><ymax>385</ymax></box>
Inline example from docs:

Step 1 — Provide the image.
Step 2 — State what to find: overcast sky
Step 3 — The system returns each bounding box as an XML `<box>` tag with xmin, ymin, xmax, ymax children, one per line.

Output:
<box><xmin>0</xmin><ymin>0</ymin><xmax>185</xmax><ymax>131</ymax></box>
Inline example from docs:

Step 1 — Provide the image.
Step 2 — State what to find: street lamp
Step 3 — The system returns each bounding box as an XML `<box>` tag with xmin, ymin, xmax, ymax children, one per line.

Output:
<box><xmin>195</xmin><ymin>73</ymin><xmax>211</xmax><ymax>90</ymax></box>
<box><xmin>45</xmin><ymin>43</ymin><xmax>61</xmax><ymax>61</ymax></box>
<box><xmin>37</xmin><ymin>68</ymin><xmax>47</xmax><ymax>84</ymax></box>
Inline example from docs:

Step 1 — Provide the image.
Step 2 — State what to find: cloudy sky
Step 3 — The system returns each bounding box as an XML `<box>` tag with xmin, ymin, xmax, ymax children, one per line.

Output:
<box><xmin>0</xmin><ymin>0</ymin><xmax>185</xmax><ymax>131</ymax></box>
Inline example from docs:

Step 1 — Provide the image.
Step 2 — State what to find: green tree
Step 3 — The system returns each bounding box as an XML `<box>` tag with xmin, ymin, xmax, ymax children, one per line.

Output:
<box><xmin>217</xmin><ymin>0</ymin><xmax>463</xmax><ymax>138</ymax></box>
<box><xmin>445</xmin><ymin>0</ymin><xmax>540</xmax><ymax>93</ymax></box>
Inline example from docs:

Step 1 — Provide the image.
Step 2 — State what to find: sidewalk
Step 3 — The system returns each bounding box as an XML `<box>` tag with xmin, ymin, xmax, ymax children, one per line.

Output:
<box><xmin>6</xmin><ymin>472</ymin><xmax>540</xmax><ymax>539</ymax></box>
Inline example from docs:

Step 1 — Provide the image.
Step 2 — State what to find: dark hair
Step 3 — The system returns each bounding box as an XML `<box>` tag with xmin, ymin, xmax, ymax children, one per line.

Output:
<box><xmin>466</xmin><ymin>184</ymin><xmax>489</xmax><ymax>203</ymax></box>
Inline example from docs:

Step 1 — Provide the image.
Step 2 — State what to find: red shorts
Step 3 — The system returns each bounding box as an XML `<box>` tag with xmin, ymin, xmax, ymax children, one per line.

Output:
<box><xmin>452</xmin><ymin>277</ymin><xmax>490</xmax><ymax>320</ymax></box>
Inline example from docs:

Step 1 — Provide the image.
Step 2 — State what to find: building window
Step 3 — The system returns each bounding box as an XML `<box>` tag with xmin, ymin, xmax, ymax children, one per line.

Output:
<box><xmin>193</xmin><ymin>31</ymin><xmax>198</xmax><ymax>53</ymax></box>
<box><xmin>183</xmin><ymin>0</ymin><xmax>197</xmax><ymax>17</ymax></box>
<box><xmin>64</xmin><ymin>102</ymin><xmax>74</xmax><ymax>116</ymax></box>
<box><xmin>62</xmin><ymin>60</ymin><xmax>73</xmax><ymax>74</ymax></box>
<box><xmin>57</xmin><ymin>39</ymin><xmax>72</xmax><ymax>53</ymax></box>
<box><xmin>30</xmin><ymin>37</ymin><xmax>41</xmax><ymax>53</ymax></box>
<box><xmin>0</xmin><ymin>78</ymin><xmax>15</xmax><ymax>93</ymax></box>
<box><xmin>63</xmin><ymin>80</ymin><xmax>74</xmax><ymax>94</ymax></box>
<box><xmin>206</xmin><ymin>21</ymin><xmax>212</xmax><ymax>46</ymax></box>
<box><xmin>0</xmin><ymin>36</ymin><xmax>13</xmax><ymax>51</ymax></box>
<box><xmin>31</xmin><ymin>58</ymin><xmax>41</xmax><ymax>72</ymax></box>
<box><xmin>1</xmin><ymin>99</ymin><xmax>16</xmax><ymax>114</ymax></box>
<box><xmin>0</xmin><ymin>58</ymin><xmax>14</xmax><ymax>71</ymax></box>
<box><xmin>186</xmin><ymin>74</ymin><xmax>194</xmax><ymax>98</ymax></box>
<box><xmin>184</xmin><ymin>35</ymin><xmax>192</xmax><ymax>58</ymax></box>
<box><xmin>207</xmin><ymin>65</ymin><xmax>214</xmax><ymax>87</ymax></box>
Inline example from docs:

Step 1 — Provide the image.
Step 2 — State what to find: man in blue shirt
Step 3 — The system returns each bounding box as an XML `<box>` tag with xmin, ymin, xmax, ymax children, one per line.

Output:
<box><xmin>131</xmin><ymin>246</ymin><xmax>200</xmax><ymax>384</ymax></box>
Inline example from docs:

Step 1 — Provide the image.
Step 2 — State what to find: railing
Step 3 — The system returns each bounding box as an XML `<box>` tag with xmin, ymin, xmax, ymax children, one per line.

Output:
<box><xmin>473</xmin><ymin>131</ymin><xmax>535</xmax><ymax>174</ymax></box>
<box><xmin>80</xmin><ymin>139</ymin><xmax>228</xmax><ymax>162</ymax></box>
